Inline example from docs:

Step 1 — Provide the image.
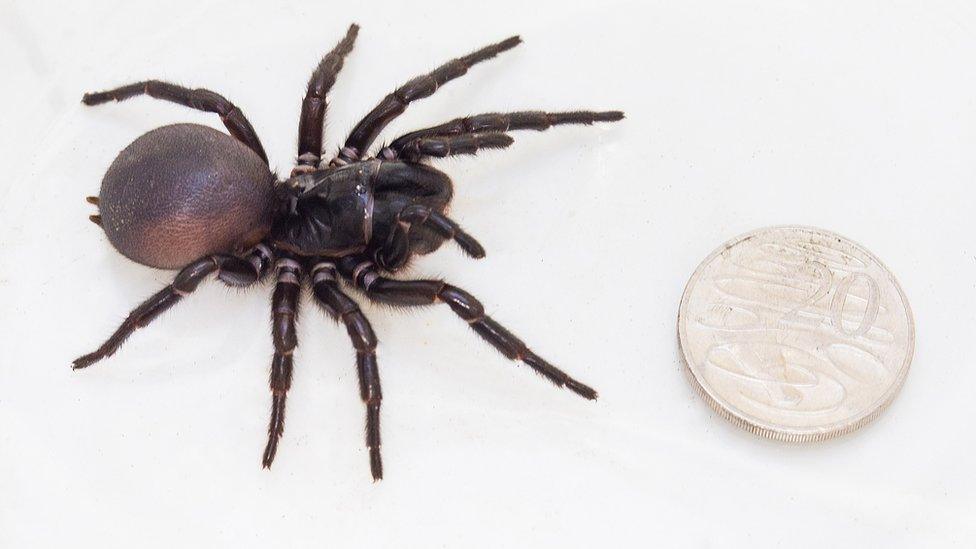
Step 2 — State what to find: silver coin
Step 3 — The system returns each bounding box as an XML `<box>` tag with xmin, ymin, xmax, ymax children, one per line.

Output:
<box><xmin>677</xmin><ymin>226</ymin><xmax>915</xmax><ymax>441</ymax></box>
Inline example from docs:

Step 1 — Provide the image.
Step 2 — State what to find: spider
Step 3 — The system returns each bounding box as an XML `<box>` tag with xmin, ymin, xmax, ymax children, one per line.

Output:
<box><xmin>74</xmin><ymin>24</ymin><xmax>622</xmax><ymax>480</ymax></box>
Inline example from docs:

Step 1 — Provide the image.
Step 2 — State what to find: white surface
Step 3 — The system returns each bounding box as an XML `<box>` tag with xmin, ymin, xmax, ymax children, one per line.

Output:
<box><xmin>1</xmin><ymin>1</ymin><xmax>974</xmax><ymax>547</ymax></box>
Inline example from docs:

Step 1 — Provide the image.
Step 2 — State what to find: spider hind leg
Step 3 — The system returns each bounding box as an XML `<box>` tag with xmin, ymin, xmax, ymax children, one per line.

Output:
<box><xmin>82</xmin><ymin>80</ymin><xmax>268</xmax><ymax>163</ymax></box>
<box><xmin>73</xmin><ymin>250</ymin><xmax>267</xmax><ymax>369</ymax></box>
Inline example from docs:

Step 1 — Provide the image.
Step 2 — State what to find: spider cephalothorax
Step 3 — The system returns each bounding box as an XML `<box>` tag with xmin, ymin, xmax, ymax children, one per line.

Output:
<box><xmin>75</xmin><ymin>24</ymin><xmax>622</xmax><ymax>480</ymax></box>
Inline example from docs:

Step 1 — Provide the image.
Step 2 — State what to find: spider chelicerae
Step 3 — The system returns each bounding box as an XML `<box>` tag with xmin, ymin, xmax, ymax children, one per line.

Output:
<box><xmin>75</xmin><ymin>24</ymin><xmax>623</xmax><ymax>480</ymax></box>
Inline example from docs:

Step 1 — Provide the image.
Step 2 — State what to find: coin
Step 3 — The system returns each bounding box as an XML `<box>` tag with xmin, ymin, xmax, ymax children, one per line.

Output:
<box><xmin>677</xmin><ymin>226</ymin><xmax>915</xmax><ymax>441</ymax></box>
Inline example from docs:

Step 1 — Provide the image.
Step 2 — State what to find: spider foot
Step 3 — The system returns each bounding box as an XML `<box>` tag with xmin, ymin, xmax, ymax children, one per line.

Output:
<box><xmin>261</xmin><ymin>393</ymin><xmax>287</xmax><ymax>470</ymax></box>
<box><xmin>261</xmin><ymin>442</ymin><xmax>277</xmax><ymax>470</ymax></box>
<box><xmin>370</xmin><ymin>447</ymin><xmax>383</xmax><ymax>482</ymax></box>
<box><xmin>564</xmin><ymin>377</ymin><xmax>598</xmax><ymax>400</ymax></box>
<box><xmin>455</xmin><ymin>231</ymin><xmax>485</xmax><ymax>259</ymax></box>
<box><xmin>71</xmin><ymin>352</ymin><xmax>102</xmax><ymax>370</ymax></box>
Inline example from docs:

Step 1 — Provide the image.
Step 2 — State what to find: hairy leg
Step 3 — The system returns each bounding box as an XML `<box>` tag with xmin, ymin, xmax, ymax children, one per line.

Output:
<box><xmin>262</xmin><ymin>256</ymin><xmax>302</xmax><ymax>468</ymax></box>
<box><xmin>73</xmin><ymin>245</ymin><xmax>273</xmax><ymax>369</ymax></box>
<box><xmin>337</xmin><ymin>257</ymin><xmax>597</xmax><ymax>400</ymax></box>
<box><xmin>375</xmin><ymin>204</ymin><xmax>485</xmax><ymax>269</ymax></box>
<box><xmin>83</xmin><ymin>80</ymin><xmax>268</xmax><ymax>163</ymax></box>
<box><xmin>295</xmin><ymin>24</ymin><xmax>360</xmax><ymax>174</ymax></box>
<box><xmin>386</xmin><ymin>110</ymin><xmax>623</xmax><ymax>156</ymax></box>
<box><xmin>387</xmin><ymin>133</ymin><xmax>514</xmax><ymax>162</ymax></box>
<box><xmin>334</xmin><ymin>35</ymin><xmax>521</xmax><ymax>165</ymax></box>
<box><xmin>309</xmin><ymin>261</ymin><xmax>383</xmax><ymax>480</ymax></box>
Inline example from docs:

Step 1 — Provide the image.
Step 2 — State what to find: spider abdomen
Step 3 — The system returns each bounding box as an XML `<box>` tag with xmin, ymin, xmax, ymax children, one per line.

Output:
<box><xmin>98</xmin><ymin>123</ymin><xmax>275</xmax><ymax>269</ymax></box>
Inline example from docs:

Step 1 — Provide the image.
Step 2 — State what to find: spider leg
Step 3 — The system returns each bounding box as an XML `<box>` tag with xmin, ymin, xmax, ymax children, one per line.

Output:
<box><xmin>388</xmin><ymin>133</ymin><xmax>514</xmax><ymax>163</ymax></box>
<box><xmin>73</xmin><ymin>245</ymin><xmax>273</xmax><ymax>369</ymax></box>
<box><xmin>376</xmin><ymin>204</ymin><xmax>485</xmax><ymax>270</ymax></box>
<box><xmin>335</xmin><ymin>35</ymin><xmax>522</xmax><ymax>165</ymax></box>
<box><xmin>262</xmin><ymin>256</ymin><xmax>302</xmax><ymax>468</ymax></box>
<box><xmin>309</xmin><ymin>261</ymin><xmax>383</xmax><ymax>481</ymax></box>
<box><xmin>337</xmin><ymin>257</ymin><xmax>597</xmax><ymax>400</ymax></box>
<box><xmin>82</xmin><ymin>80</ymin><xmax>268</xmax><ymax>163</ymax></box>
<box><xmin>386</xmin><ymin>110</ymin><xmax>624</xmax><ymax>157</ymax></box>
<box><xmin>295</xmin><ymin>24</ymin><xmax>359</xmax><ymax>174</ymax></box>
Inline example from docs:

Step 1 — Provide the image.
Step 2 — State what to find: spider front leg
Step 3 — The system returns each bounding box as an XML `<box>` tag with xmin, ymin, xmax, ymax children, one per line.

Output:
<box><xmin>385</xmin><ymin>133</ymin><xmax>515</xmax><ymax>162</ymax></box>
<box><xmin>338</xmin><ymin>257</ymin><xmax>597</xmax><ymax>400</ymax></box>
<box><xmin>335</xmin><ymin>35</ymin><xmax>521</xmax><ymax>164</ymax></box>
<box><xmin>262</xmin><ymin>256</ymin><xmax>303</xmax><ymax>468</ymax></box>
<box><xmin>309</xmin><ymin>261</ymin><xmax>383</xmax><ymax>480</ymax></box>
<box><xmin>385</xmin><ymin>110</ymin><xmax>624</xmax><ymax>160</ymax></box>
<box><xmin>376</xmin><ymin>204</ymin><xmax>485</xmax><ymax>270</ymax></box>
<box><xmin>73</xmin><ymin>245</ymin><xmax>273</xmax><ymax>369</ymax></box>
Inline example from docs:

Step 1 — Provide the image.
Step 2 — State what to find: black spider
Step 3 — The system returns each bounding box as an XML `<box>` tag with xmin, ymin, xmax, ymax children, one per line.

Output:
<box><xmin>75</xmin><ymin>24</ymin><xmax>622</xmax><ymax>480</ymax></box>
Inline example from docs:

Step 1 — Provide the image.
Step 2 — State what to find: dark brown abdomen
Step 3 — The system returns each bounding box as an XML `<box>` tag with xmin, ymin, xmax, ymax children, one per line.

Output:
<box><xmin>99</xmin><ymin>123</ymin><xmax>275</xmax><ymax>269</ymax></box>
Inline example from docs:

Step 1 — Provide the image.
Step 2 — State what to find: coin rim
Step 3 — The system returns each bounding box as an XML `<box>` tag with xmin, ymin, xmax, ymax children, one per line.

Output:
<box><xmin>677</xmin><ymin>225</ymin><xmax>916</xmax><ymax>442</ymax></box>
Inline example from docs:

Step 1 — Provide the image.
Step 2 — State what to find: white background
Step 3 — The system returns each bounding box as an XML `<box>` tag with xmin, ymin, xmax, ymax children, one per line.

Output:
<box><xmin>2</xmin><ymin>0</ymin><xmax>974</xmax><ymax>546</ymax></box>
